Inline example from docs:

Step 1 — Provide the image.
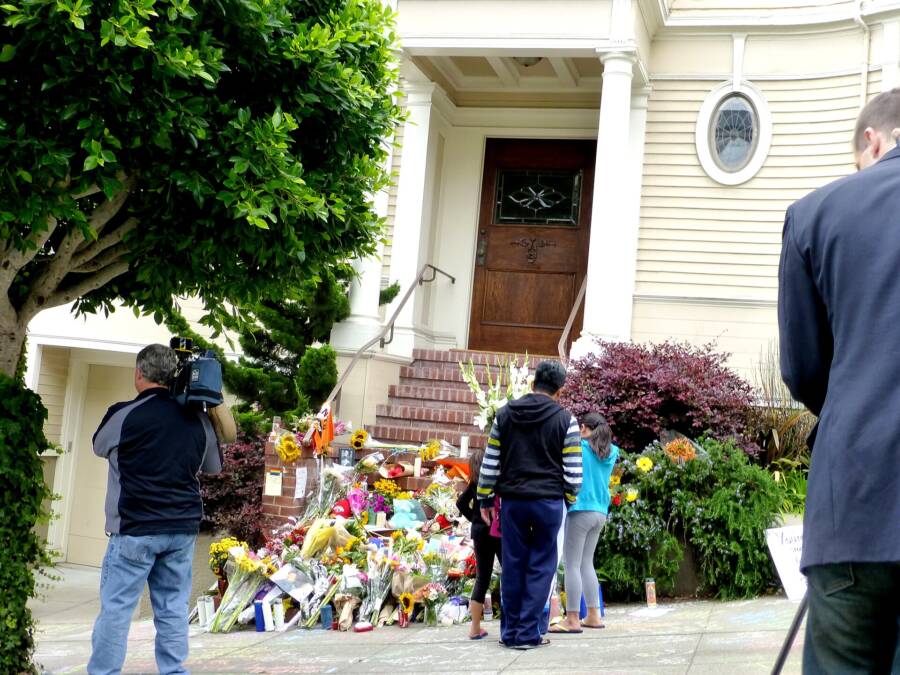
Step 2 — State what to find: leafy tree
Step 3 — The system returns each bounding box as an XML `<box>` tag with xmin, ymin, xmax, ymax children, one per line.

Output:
<box><xmin>0</xmin><ymin>0</ymin><xmax>400</xmax><ymax>668</ymax></box>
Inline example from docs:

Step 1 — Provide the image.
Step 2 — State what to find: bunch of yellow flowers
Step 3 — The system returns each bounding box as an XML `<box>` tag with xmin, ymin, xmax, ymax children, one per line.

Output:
<box><xmin>209</xmin><ymin>537</ymin><xmax>246</xmax><ymax>578</ymax></box>
<box><xmin>276</xmin><ymin>433</ymin><xmax>301</xmax><ymax>464</ymax></box>
<box><xmin>374</xmin><ymin>478</ymin><xmax>400</xmax><ymax>497</ymax></box>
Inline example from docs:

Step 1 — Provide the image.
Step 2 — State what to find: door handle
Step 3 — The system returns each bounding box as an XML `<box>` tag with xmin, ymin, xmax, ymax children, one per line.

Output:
<box><xmin>476</xmin><ymin>229</ymin><xmax>487</xmax><ymax>266</ymax></box>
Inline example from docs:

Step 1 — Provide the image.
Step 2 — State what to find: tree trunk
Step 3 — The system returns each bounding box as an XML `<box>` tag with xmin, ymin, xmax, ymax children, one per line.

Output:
<box><xmin>0</xmin><ymin>319</ymin><xmax>26</xmax><ymax>380</ymax></box>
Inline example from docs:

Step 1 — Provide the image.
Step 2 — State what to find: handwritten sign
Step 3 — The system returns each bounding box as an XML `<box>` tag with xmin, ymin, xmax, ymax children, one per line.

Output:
<box><xmin>294</xmin><ymin>467</ymin><xmax>307</xmax><ymax>500</ymax></box>
<box><xmin>263</xmin><ymin>469</ymin><xmax>283</xmax><ymax>497</ymax></box>
<box><xmin>765</xmin><ymin>525</ymin><xmax>807</xmax><ymax>601</ymax></box>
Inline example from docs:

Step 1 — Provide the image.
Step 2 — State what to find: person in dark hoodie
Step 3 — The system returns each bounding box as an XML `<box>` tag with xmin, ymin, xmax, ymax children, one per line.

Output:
<box><xmin>476</xmin><ymin>360</ymin><xmax>582</xmax><ymax>650</ymax></box>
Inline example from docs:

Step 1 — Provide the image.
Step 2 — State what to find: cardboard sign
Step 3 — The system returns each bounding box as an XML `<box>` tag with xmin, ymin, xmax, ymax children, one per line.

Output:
<box><xmin>765</xmin><ymin>525</ymin><xmax>807</xmax><ymax>601</ymax></box>
<box><xmin>264</xmin><ymin>469</ymin><xmax>283</xmax><ymax>497</ymax></box>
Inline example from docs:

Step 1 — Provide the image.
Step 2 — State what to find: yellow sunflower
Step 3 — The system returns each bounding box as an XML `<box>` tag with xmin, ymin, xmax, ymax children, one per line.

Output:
<box><xmin>350</xmin><ymin>429</ymin><xmax>369</xmax><ymax>450</ymax></box>
<box><xmin>276</xmin><ymin>433</ymin><xmax>301</xmax><ymax>464</ymax></box>
<box><xmin>399</xmin><ymin>592</ymin><xmax>415</xmax><ymax>614</ymax></box>
<box><xmin>609</xmin><ymin>474</ymin><xmax>622</xmax><ymax>487</ymax></box>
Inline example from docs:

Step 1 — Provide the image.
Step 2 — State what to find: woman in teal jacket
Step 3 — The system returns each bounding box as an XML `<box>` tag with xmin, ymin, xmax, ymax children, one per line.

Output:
<box><xmin>551</xmin><ymin>412</ymin><xmax>618</xmax><ymax>633</ymax></box>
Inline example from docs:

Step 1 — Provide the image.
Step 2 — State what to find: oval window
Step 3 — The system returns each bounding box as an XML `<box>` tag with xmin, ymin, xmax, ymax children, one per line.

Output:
<box><xmin>709</xmin><ymin>93</ymin><xmax>758</xmax><ymax>173</ymax></box>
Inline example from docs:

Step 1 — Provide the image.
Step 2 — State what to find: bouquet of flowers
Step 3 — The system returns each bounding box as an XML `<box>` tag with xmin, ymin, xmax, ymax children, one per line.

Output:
<box><xmin>304</xmin><ymin>464</ymin><xmax>354</xmax><ymax>521</ymax></box>
<box><xmin>459</xmin><ymin>355</ymin><xmax>532</xmax><ymax>431</ymax></box>
<box><xmin>416</xmin><ymin>582</ymin><xmax>448</xmax><ymax>626</ymax></box>
<box><xmin>357</xmin><ymin>548</ymin><xmax>394</xmax><ymax>627</ymax></box>
<box><xmin>209</xmin><ymin>547</ymin><xmax>270</xmax><ymax>632</ymax></box>
<box><xmin>209</xmin><ymin>536</ymin><xmax>244</xmax><ymax>581</ymax></box>
<box><xmin>420</xmin><ymin>483</ymin><xmax>460</xmax><ymax>522</ymax></box>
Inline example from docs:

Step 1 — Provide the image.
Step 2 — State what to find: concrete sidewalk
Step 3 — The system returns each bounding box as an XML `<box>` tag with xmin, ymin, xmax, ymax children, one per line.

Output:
<box><xmin>32</xmin><ymin>564</ymin><xmax>804</xmax><ymax>674</ymax></box>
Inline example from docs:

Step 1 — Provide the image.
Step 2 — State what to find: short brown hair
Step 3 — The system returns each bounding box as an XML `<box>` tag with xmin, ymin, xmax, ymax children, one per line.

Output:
<box><xmin>854</xmin><ymin>88</ymin><xmax>900</xmax><ymax>152</ymax></box>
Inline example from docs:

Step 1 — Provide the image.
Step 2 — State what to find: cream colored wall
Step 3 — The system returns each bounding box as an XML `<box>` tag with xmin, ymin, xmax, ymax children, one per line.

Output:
<box><xmin>668</xmin><ymin>0</ymin><xmax>855</xmax><ymax>18</ymax></box>
<box><xmin>636</xmin><ymin>26</ymin><xmax>885</xmax><ymax>381</ymax></box>
<box><xmin>335</xmin><ymin>354</ymin><xmax>403</xmax><ymax>427</ymax></box>
<box><xmin>396</xmin><ymin>0</ymin><xmax>611</xmax><ymax>42</ymax></box>
<box><xmin>36</xmin><ymin>346</ymin><xmax>70</xmax><ymax>447</ymax></box>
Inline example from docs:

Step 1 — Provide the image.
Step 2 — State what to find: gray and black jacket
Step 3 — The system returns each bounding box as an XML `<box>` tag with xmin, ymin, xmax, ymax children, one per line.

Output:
<box><xmin>93</xmin><ymin>386</ymin><xmax>222</xmax><ymax>536</ymax></box>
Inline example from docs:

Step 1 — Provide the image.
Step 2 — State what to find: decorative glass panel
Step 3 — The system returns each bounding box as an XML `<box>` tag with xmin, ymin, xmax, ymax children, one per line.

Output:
<box><xmin>495</xmin><ymin>169</ymin><xmax>582</xmax><ymax>225</ymax></box>
<box><xmin>710</xmin><ymin>94</ymin><xmax>758</xmax><ymax>173</ymax></box>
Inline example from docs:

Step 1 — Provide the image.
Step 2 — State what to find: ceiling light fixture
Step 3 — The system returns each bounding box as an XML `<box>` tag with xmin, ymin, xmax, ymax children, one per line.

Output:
<box><xmin>512</xmin><ymin>56</ymin><xmax>543</xmax><ymax>68</ymax></box>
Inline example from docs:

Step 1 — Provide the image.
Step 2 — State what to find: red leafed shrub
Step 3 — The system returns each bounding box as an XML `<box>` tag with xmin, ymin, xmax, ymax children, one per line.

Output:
<box><xmin>560</xmin><ymin>341</ymin><xmax>758</xmax><ymax>455</ymax></box>
<box><xmin>200</xmin><ymin>433</ymin><xmax>267</xmax><ymax>547</ymax></box>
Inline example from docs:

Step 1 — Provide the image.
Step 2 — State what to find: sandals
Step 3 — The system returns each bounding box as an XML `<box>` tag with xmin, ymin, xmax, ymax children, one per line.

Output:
<box><xmin>469</xmin><ymin>629</ymin><xmax>489</xmax><ymax>640</ymax></box>
<box><xmin>548</xmin><ymin>624</ymin><xmax>583</xmax><ymax>634</ymax></box>
<box><xmin>581</xmin><ymin>621</ymin><xmax>606</xmax><ymax>629</ymax></box>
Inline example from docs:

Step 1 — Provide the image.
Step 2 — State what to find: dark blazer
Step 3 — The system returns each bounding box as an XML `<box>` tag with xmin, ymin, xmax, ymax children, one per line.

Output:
<box><xmin>778</xmin><ymin>145</ymin><xmax>900</xmax><ymax>571</ymax></box>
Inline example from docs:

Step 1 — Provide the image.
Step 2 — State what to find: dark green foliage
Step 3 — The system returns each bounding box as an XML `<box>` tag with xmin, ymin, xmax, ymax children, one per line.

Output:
<box><xmin>378</xmin><ymin>281</ymin><xmax>401</xmax><ymax>306</ymax></box>
<box><xmin>297</xmin><ymin>344</ymin><xmax>338</xmax><ymax>410</ymax></box>
<box><xmin>596</xmin><ymin>437</ymin><xmax>783</xmax><ymax>600</ymax></box>
<box><xmin>0</xmin><ymin>374</ymin><xmax>53</xmax><ymax>673</ymax></box>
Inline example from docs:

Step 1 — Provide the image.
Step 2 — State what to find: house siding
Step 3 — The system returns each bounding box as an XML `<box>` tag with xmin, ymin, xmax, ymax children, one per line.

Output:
<box><xmin>633</xmin><ymin>69</ymin><xmax>879</xmax><ymax>377</ymax></box>
<box><xmin>36</xmin><ymin>346</ymin><xmax>70</xmax><ymax>447</ymax></box>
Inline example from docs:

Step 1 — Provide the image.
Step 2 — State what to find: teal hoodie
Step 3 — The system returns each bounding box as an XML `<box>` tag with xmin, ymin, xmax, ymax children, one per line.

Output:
<box><xmin>570</xmin><ymin>440</ymin><xmax>619</xmax><ymax>515</ymax></box>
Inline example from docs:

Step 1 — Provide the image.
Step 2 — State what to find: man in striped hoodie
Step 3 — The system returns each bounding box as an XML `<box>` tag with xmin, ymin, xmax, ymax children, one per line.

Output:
<box><xmin>477</xmin><ymin>360</ymin><xmax>582</xmax><ymax>650</ymax></box>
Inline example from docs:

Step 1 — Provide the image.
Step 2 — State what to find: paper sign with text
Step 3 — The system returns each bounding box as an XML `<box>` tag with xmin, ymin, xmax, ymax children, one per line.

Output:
<box><xmin>765</xmin><ymin>525</ymin><xmax>807</xmax><ymax>601</ymax></box>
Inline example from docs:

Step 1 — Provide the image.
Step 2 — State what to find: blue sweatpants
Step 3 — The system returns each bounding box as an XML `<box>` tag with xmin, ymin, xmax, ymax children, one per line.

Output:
<box><xmin>500</xmin><ymin>497</ymin><xmax>565</xmax><ymax>647</ymax></box>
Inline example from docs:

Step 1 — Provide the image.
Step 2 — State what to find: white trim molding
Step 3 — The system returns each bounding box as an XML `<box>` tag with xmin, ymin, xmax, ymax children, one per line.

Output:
<box><xmin>695</xmin><ymin>80</ymin><xmax>773</xmax><ymax>186</ymax></box>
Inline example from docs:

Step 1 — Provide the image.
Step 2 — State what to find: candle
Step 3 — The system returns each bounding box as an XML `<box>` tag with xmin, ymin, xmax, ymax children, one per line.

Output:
<box><xmin>460</xmin><ymin>435</ymin><xmax>469</xmax><ymax>458</ymax></box>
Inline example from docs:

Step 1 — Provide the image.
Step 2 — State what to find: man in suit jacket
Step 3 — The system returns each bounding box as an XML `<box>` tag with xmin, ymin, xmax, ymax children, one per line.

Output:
<box><xmin>778</xmin><ymin>90</ymin><xmax>900</xmax><ymax>674</ymax></box>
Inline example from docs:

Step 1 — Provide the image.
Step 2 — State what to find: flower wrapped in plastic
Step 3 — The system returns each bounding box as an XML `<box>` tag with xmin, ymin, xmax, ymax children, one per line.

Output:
<box><xmin>416</xmin><ymin>582</ymin><xmax>448</xmax><ymax>626</ymax></box>
<box><xmin>357</xmin><ymin>547</ymin><xmax>394</xmax><ymax>628</ymax></box>
<box><xmin>307</xmin><ymin>464</ymin><xmax>356</xmax><ymax>521</ymax></box>
<box><xmin>208</xmin><ymin>547</ymin><xmax>270</xmax><ymax>632</ymax></box>
<box><xmin>459</xmin><ymin>355</ymin><xmax>532</xmax><ymax>431</ymax></box>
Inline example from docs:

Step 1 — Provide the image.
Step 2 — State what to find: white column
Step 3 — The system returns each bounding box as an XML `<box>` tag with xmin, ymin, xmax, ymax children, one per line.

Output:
<box><xmin>383</xmin><ymin>82</ymin><xmax>436</xmax><ymax>358</ymax></box>
<box><xmin>571</xmin><ymin>52</ymin><xmax>644</xmax><ymax>359</ymax></box>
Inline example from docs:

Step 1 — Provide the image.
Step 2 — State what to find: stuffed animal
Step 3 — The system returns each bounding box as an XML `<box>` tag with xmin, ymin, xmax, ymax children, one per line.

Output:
<box><xmin>388</xmin><ymin>499</ymin><xmax>425</xmax><ymax>530</ymax></box>
<box><xmin>332</xmin><ymin>499</ymin><xmax>352</xmax><ymax>518</ymax></box>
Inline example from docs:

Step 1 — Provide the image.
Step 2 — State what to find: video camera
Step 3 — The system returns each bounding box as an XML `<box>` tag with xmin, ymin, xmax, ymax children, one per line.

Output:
<box><xmin>169</xmin><ymin>337</ymin><xmax>224</xmax><ymax>409</ymax></box>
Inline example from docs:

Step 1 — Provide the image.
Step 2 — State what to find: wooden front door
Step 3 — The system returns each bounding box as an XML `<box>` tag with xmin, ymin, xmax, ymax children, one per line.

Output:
<box><xmin>468</xmin><ymin>138</ymin><xmax>595</xmax><ymax>355</ymax></box>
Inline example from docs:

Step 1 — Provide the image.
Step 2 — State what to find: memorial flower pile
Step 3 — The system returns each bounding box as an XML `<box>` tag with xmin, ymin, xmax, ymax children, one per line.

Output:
<box><xmin>203</xmin><ymin>441</ymin><xmax>478</xmax><ymax>634</ymax></box>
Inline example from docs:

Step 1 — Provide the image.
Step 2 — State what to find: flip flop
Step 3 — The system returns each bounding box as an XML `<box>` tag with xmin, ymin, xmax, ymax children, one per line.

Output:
<box><xmin>580</xmin><ymin>622</ymin><xmax>605</xmax><ymax>629</ymax></box>
<box><xmin>469</xmin><ymin>630</ymin><xmax>489</xmax><ymax>640</ymax></box>
<box><xmin>549</xmin><ymin>624</ymin><xmax>583</xmax><ymax>634</ymax></box>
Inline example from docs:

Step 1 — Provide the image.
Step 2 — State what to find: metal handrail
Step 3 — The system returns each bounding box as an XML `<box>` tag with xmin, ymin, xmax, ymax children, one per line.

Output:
<box><xmin>324</xmin><ymin>263</ymin><xmax>455</xmax><ymax>412</ymax></box>
<box><xmin>558</xmin><ymin>276</ymin><xmax>588</xmax><ymax>364</ymax></box>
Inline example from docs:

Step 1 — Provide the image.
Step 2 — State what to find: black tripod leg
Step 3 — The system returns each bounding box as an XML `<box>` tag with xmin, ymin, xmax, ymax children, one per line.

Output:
<box><xmin>771</xmin><ymin>593</ymin><xmax>809</xmax><ymax>675</ymax></box>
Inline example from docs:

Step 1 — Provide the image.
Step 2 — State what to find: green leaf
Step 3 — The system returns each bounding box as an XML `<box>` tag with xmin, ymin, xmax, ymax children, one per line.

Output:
<box><xmin>16</xmin><ymin>169</ymin><xmax>31</xmax><ymax>183</ymax></box>
<box><xmin>72</xmin><ymin>15</ymin><xmax>84</xmax><ymax>29</ymax></box>
<box><xmin>77</xmin><ymin>118</ymin><xmax>91</xmax><ymax>129</ymax></box>
<box><xmin>83</xmin><ymin>155</ymin><xmax>98</xmax><ymax>171</ymax></box>
<box><xmin>100</xmin><ymin>149</ymin><xmax>116</xmax><ymax>163</ymax></box>
<box><xmin>0</xmin><ymin>44</ymin><xmax>15</xmax><ymax>62</ymax></box>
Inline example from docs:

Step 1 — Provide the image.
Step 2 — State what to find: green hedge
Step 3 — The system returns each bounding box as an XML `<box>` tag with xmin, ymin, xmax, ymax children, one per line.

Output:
<box><xmin>0</xmin><ymin>374</ymin><xmax>53</xmax><ymax>673</ymax></box>
<box><xmin>595</xmin><ymin>437</ymin><xmax>783</xmax><ymax>600</ymax></box>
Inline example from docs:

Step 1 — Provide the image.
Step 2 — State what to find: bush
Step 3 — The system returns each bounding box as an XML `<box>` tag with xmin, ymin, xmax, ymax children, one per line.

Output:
<box><xmin>595</xmin><ymin>437</ymin><xmax>783</xmax><ymax>600</ymax></box>
<box><xmin>200</xmin><ymin>433</ymin><xmax>267</xmax><ymax>547</ymax></box>
<box><xmin>560</xmin><ymin>340</ymin><xmax>757</xmax><ymax>454</ymax></box>
<box><xmin>297</xmin><ymin>344</ymin><xmax>338</xmax><ymax>410</ymax></box>
<box><xmin>0</xmin><ymin>374</ymin><xmax>53</xmax><ymax>673</ymax></box>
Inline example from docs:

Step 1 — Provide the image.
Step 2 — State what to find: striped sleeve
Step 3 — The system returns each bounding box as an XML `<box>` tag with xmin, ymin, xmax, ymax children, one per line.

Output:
<box><xmin>476</xmin><ymin>420</ymin><xmax>502</xmax><ymax>505</ymax></box>
<box><xmin>562</xmin><ymin>414</ymin><xmax>582</xmax><ymax>504</ymax></box>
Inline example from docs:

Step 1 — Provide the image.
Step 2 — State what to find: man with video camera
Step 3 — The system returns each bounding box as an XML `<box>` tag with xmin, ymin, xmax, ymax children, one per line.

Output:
<box><xmin>88</xmin><ymin>343</ymin><xmax>223</xmax><ymax>675</ymax></box>
<box><xmin>778</xmin><ymin>90</ymin><xmax>900</xmax><ymax>673</ymax></box>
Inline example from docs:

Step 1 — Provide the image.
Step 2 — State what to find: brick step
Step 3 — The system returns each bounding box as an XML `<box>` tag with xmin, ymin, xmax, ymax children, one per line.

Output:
<box><xmin>365</xmin><ymin>423</ymin><xmax>488</xmax><ymax>448</ymax></box>
<box><xmin>387</xmin><ymin>384</ymin><xmax>479</xmax><ymax>406</ymax></box>
<box><xmin>386</xmin><ymin>396</ymin><xmax>479</xmax><ymax>412</ymax></box>
<box><xmin>399</xmin><ymin>377</ymin><xmax>471</xmax><ymax>391</ymax></box>
<box><xmin>375</xmin><ymin>404</ymin><xmax>480</xmax><ymax>432</ymax></box>
<box><xmin>412</xmin><ymin>349</ymin><xmax>553</xmax><ymax>371</ymax></box>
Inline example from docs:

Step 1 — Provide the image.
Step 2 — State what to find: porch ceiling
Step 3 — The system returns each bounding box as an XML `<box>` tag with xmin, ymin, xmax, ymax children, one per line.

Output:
<box><xmin>410</xmin><ymin>54</ymin><xmax>603</xmax><ymax>109</ymax></box>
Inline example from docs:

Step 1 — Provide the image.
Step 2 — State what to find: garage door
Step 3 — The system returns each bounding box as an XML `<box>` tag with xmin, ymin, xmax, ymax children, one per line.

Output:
<box><xmin>66</xmin><ymin>364</ymin><xmax>134</xmax><ymax>566</ymax></box>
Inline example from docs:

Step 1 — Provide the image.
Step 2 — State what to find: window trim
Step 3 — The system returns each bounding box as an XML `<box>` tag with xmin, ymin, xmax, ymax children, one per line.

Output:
<box><xmin>695</xmin><ymin>81</ymin><xmax>772</xmax><ymax>186</ymax></box>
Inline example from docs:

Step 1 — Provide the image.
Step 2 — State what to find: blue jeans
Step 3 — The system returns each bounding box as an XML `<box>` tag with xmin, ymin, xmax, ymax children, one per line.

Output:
<box><xmin>803</xmin><ymin>562</ymin><xmax>900</xmax><ymax>674</ymax></box>
<box><xmin>499</xmin><ymin>497</ymin><xmax>564</xmax><ymax>647</ymax></box>
<box><xmin>89</xmin><ymin>533</ymin><xmax>197</xmax><ymax>675</ymax></box>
